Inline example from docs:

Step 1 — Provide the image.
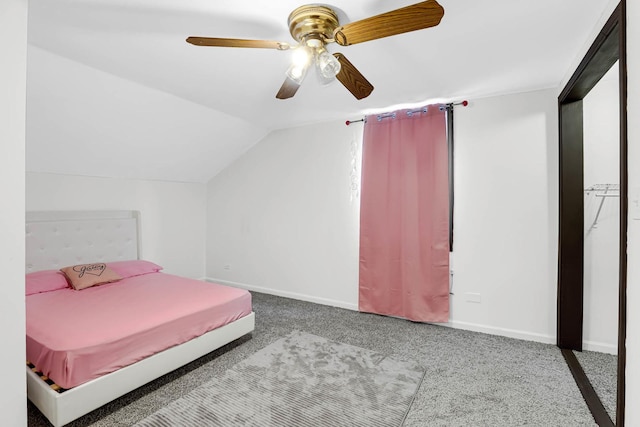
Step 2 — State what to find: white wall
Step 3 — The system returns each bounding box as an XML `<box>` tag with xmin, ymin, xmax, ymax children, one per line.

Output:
<box><xmin>449</xmin><ymin>89</ymin><xmax>559</xmax><ymax>342</ymax></box>
<box><xmin>582</xmin><ymin>63</ymin><xmax>619</xmax><ymax>354</ymax></box>
<box><xmin>206</xmin><ymin>122</ymin><xmax>362</xmax><ymax>309</ymax></box>
<box><xmin>206</xmin><ymin>88</ymin><xmax>560</xmax><ymax>344</ymax></box>
<box><xmin>626</xmin><ymin>0</ymin><xmax>640</xmax><ymax>424</ymax></box>
<box><xmin>26</xmin><ymin>173</ymin><xmax>207</xmax><ymax>279</ymax></box>
<box><xmin>0</xmin><ymin>0</ymin><xmax>28</xmax><ymax>424</ymax></box>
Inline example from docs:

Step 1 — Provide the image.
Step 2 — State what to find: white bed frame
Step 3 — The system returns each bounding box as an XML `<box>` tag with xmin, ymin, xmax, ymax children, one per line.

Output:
<box><xmin>26</xmin><ymin>210</ymin><xmax>255</xmax><ymax>427</ymax></box>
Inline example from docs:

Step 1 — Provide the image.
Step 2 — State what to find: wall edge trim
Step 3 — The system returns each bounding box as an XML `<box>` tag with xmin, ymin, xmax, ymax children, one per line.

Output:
<box><xmin>204</xmin><ymin>277</ymin><xmax>359</xmax><ymax>311</ymax></box>
<box><xmin>206</xmin><ymin>277</ymin><xmax>560</xmax><ymax>345</ymax></box>
<box><xmin>442</xmin><ymin>319</ymin><xmax>556</xmax><ymax>345</ymax></box>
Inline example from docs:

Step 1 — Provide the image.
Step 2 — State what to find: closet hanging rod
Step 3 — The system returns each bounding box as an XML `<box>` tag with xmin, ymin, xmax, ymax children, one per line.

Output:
<box><xmin>586</xmin><ymin>183</ymin><xmax>619</xmax><ymax>233</ymax></box>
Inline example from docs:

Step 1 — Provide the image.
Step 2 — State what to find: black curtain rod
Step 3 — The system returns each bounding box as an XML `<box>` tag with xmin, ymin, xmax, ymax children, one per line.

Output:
<box><xmin>346</xmin><ymin>100</ymin><xmax>468</xmax><ymax>126</ymax></box>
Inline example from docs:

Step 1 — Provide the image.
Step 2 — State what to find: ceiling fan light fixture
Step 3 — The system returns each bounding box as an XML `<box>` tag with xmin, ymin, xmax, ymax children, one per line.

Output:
<box><xmin>286</xmin><ymin>45</ymin><xmax>313</xmax><ymax>84</ymax></box>
<box><xmin>187</xmin><ymin>1</ymin><xmax>445</xmax><ymax>100</ymax></box>
<box><xmin>291</xmin><ymin>45</ymin><xmax>313</xmax><ymax>68</ymax></box>
<box><xmin>286</xmin><ymin>62</ymin><xmax>310</xmax><ymax>84</ymax></box>
<box><xmin>316</xmin><ymin>48</ymin><xmax>341</xmax><ymax>85</ymax></box>
<box><xmin>287</xmin><ymin>45</ymin><xmax>313</xmax><ymax>84</ymax></box>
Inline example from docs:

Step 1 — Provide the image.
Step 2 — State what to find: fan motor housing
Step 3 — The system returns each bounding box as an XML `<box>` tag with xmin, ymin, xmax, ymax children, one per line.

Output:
<box><xmin>288</xmin><ymin>5</ymin><xmax>339</xmax><ymax>42</ymax></box>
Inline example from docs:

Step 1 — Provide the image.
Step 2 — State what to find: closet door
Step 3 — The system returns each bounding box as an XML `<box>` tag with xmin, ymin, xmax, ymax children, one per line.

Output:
<box><xmin>557</xmin><ymin>3</ymin><xmax>627</xmax><ymax>426</ymax></box>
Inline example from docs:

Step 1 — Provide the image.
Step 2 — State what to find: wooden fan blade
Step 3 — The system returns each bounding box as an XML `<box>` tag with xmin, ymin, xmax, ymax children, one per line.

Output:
<box><xmin>333</xmin><ymin>0</ymin><xmax>444</xmax><ymax>46</ymax></box>
<box><xmin>276</xmin><ymin>77</ymin><xmax>300</xmax><ymax>99</ymax></box>
<box><xmin>333</xmin><ymin>53</ymin><xmax>374</xmax><ymax>100</ymax></box>
<box><xmin>186</xmin><ymin>37</ymin><xmax>291</xmax><ymax>50</ymax></box>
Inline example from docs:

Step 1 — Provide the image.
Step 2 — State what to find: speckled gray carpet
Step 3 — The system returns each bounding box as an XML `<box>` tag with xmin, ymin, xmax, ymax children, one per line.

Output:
<box><xmin>574</xmin><ymin>350</ymin><xmax>618</xmax><ymax>421</ymax></box>
<box><xmin>28</xmin><ymin>291</ymin><xmax>599</xmax><ymax>426</ymax></box>
<box><xmin>134</xmin><ymin>331</ymin><xmax>425</xmax><ymax>426</ymax></box>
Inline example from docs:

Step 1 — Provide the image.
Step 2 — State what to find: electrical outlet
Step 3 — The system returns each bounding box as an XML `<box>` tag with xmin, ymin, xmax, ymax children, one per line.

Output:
<box><xmin>632</xmin><ymin>187</ymin><xmax>640</xmax><ymax>220</ymax></box>
<box><xmin>464</xmin><ymin>292</ymin><xmax>481</xmax><ymax>303</ymax></box>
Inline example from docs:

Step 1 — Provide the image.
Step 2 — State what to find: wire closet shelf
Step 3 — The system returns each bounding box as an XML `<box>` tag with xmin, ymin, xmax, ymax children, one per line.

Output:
<box><xmin>584</xmin><ymin>183</ymin><xmax>619</xmax><ymax>234</ymax></box>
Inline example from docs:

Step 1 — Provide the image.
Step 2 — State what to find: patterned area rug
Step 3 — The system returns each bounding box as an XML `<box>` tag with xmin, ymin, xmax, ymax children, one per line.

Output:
<box><xmin>135</xmin><ymin>331</ymin><xmax>425</xmax><ymax>426</ymax></box>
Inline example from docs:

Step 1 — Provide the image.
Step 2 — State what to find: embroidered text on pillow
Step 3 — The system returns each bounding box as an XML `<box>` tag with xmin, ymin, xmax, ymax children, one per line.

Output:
<box><xmin>61</xmin><ymin>263</ymin><xmax>122</xmax><ymax>290</ymax></box>
<box><xmin>73</xmin><ymin>263</ymin><xmax>106</xmax><ymax>278</ymax></box>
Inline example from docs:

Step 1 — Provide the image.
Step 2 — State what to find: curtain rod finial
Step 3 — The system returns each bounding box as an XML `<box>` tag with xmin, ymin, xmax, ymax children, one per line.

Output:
<box><xmin>346</xmin><ymin>118</ymin><xmax>365</xmax><ymax>126</ymax></box>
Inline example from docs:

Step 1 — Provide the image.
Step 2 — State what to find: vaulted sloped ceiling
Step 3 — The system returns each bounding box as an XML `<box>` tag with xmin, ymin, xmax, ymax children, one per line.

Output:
<box><xmin>27</xmin><ymin>47</ymin><xmax>266</xmax><ymax>183</ymax></box>
<box><xmin>27</xmin><ymin>0</ymin><xmax>615</xmax><ymax>183</ymax></box>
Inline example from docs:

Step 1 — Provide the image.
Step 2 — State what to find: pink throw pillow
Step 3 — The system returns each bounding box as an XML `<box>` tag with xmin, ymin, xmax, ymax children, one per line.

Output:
<box><xmin>60</xmin><ymin>263</ymin><xmax>122</xmax><ymax>290</ymax></box>
<box><xmin>26</xmin><ymin>270</ymin><xmax>70</xmax><ymax>295</ymax></box>
<box><xmin>108</xmin><ymin>260</ymin><xmax>163</xmax><ymax>279</ymax></box>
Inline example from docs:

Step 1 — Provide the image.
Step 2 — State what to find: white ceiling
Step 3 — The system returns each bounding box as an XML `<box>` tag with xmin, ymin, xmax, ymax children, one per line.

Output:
<box><xmin>27</xmin><ymin>0</ymin><xmax>615</xmax><ymax>183</ymax></box>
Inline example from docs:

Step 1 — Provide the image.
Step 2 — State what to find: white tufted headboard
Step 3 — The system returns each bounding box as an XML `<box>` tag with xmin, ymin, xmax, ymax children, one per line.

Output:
<box><xmin>26</xmin><ymin>211</ymin><xmax>141</xmax><ymax>273</ymax></box>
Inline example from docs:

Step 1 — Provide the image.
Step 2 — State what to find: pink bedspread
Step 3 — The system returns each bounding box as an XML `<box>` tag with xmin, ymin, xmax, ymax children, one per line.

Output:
<box><xmin>26</xmin><ymin>273</ymin><xmax>252</xmax><ymax>389</ymax></box>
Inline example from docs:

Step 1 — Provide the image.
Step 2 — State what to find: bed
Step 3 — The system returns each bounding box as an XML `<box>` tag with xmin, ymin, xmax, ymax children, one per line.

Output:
<box><xmin>25</xmin><ymin>210</ymin><xmax>255</xmax><ymax>427</ymax></box>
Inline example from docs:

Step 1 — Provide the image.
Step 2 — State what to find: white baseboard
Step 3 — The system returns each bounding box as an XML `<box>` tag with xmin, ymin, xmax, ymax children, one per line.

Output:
<box><xmin>582</xmin><ymin>340</ymin><xmax>618</xmax><ymax>355</ymax></box>
<box><xmin>205</xmin><ymin>277</ymin><xmax>359</xmax><ymax>311</ymax></box>
<box><xmin>206</xmin><ymin>277</ymin><xmax>602</xmax><ymax>348</ymax></box>
<box><xmin>440</xmin><ymin>320</ymin><xmax>556</xmax><ymax>345</ymax></box>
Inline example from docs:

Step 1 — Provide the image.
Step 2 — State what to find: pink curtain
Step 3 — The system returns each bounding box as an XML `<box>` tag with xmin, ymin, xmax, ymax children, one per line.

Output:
<box><xmin>359</xmin><ymin>105</ymin><xmax>449</xmax><ymax>322</ymax></box>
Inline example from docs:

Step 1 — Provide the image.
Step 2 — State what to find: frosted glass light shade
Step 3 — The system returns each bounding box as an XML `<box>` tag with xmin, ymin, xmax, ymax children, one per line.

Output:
<box><xmin>316</xmin><ymin>49</ymin><xmax>341</xmax><ymax>85</ymax></box>
<box><xmin>286</xmin><ymin>46</ymin><xmax>313</xmax><ymax>84</ymax></box>
<box><xmin>286</xmin><ymin>62</ymin><xmax>310</xmax><ymax>84</ymax></box>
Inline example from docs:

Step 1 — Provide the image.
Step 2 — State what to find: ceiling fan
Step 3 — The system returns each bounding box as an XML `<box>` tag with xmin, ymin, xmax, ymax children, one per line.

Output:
<box><xmin>186</xmin><ymin>1</ymin><xmax>444</xmax><ymax>100</ymax></box>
